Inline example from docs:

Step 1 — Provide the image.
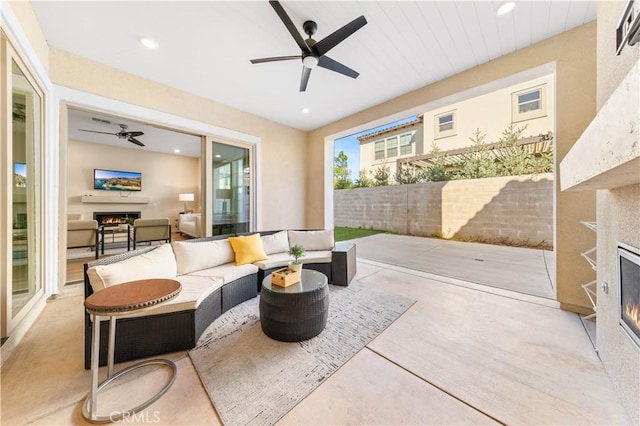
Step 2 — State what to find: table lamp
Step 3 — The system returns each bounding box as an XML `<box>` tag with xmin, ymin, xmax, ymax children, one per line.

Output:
<box><xmin>179</xmin><ymin>193</ymin><xmax>194</xmax><ymax>213</ymax></box>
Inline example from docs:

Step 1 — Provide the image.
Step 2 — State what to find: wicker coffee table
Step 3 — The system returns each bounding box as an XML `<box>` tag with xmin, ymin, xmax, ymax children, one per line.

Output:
<box><xmin>260</xmin><ymin>269</ymin><xmax>329</xmax><ymax>342</ymax></box>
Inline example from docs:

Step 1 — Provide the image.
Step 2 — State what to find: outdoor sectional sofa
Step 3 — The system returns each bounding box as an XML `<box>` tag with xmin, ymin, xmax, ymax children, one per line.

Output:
<box><xmin>83</xmin><ymin>230</ymin><xmax>356</xmax><ymax>368</ymax></box>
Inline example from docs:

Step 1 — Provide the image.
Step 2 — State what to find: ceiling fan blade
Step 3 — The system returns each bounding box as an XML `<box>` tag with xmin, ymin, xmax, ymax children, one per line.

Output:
<box><xmin>127</xmin><ymin>131</ymin><xmax>144</xmax><ymax>137</ymax></box>
<box><xmin>269</xmin><ymin>1</ymin><xmax>311</xmax><ymax>53</ymax></box>
<box><xmin>318</xmin><ymin>55</ymin><xmax>359</xmax><ymax>79</ymax></box>
<box><xmin>299</xmin><ymin>66</ymin><xmax>312</xmax><ymax>92</ymax></box>
<box><xmin>250</xmin><ymin>55</ymin><xmax>301</xmax><ymax>64</ymax></box>
<box><xmin>127</xmin><ymin>137</ymin><xmax>145</xmax><ymax>147</ymax></box>
<box><xmin>313</xmin><ymin>15</ymin><xmax>367</xmax><ymax>57</ymax></box>
<box><xmin>78</xmin><ymin>129</ymin><xmax>117</xmax><ymax>135</ymax></box>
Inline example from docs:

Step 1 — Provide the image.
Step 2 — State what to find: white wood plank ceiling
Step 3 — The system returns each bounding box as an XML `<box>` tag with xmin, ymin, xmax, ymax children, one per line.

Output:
<box><xmin>32</xmin><ymin>1</ymin><xmax>596</xmax><ymax>137</ymax></box>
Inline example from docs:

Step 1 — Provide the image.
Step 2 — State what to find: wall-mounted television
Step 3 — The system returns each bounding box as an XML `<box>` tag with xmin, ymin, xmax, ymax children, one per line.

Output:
<box><xmin>94</xmin><ymin>169</ymin><xmax>142</xmax><ymax>192</ymax></box>
<box><xmin>14</xmin><ymin>162</ymin><xmax>26</xmax><ymax>188</ymax></box>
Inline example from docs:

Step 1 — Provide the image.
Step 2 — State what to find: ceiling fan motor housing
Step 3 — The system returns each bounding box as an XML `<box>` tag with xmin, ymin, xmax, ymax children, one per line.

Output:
<box><xmin>303</xmin><ymin>20</ymin><xmax>317</xmax><ymax>37</ymax></box>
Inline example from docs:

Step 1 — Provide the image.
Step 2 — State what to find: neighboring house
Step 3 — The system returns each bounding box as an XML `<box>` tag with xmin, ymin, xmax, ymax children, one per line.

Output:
<box><xmin>358</xmin><ymin>117</ymin><xmax>424</xmax><ymax>177</ymax></box>
<box><xmin>358</xmin><ymin>75</ymin><xmax>554</xmax><ymax>177</ymax></box>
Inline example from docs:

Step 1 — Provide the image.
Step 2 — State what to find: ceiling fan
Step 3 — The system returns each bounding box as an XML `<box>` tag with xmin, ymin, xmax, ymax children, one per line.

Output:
<box><xmin>79</xmin><ymin>124</ymin><xmax>145</xmax><ymax>147</ymax></box>
<box><xmin>250</xmin><ymin>0</ymin><xmax>367</xmax><ymax>92</ymax></box>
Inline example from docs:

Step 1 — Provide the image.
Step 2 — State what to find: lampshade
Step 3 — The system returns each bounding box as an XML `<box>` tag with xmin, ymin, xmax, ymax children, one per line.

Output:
<box><xmin>179</xmin><ymin>193</ymin><xmax>194</xmax><ymax>202</ymax></box>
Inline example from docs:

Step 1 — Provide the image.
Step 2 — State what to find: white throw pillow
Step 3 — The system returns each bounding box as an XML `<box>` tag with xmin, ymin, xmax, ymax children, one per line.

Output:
<box><xmin>288</xmin><ymin>230</ymin><xmax>335</xmax><ymax>251</ymax></box>
<box><xmin>261</xmin><ymin>230</ymin><xmax>289</xmax><ymax>255</ymax></box>
<box><xmin>172</xmin><ymin>239</ymin><xmax>235</xmax><ymax>275</ymax></box>
<box><xmin>87</xmin><ymin>244</ymin><xmax>177</xmax><ymax>292</ymax></box>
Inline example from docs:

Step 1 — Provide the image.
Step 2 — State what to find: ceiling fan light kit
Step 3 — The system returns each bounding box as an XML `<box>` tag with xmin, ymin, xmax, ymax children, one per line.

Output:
<box><xmin>250</xmin><ymin>0</ymin><xmax>367</xmax><ymax>92</ymax></box>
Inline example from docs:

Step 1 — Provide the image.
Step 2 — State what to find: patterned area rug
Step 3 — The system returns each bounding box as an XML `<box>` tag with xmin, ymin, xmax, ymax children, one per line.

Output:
<box><xmin>189</xmin><ymin>281</ymin><xmax>414</xmax><ymax>426</ymax></box>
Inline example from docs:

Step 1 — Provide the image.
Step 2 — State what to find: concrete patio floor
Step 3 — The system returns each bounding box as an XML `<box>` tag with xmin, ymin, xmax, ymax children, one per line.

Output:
<box><xmin>348</xmin><ymin>233</ymin><xmax>556</xmax><ymax>299</ymax></box>
<box><xmin>3</xmin><ymin>235</ymin><xmax>628</xmax><ymax>425</ymax></box>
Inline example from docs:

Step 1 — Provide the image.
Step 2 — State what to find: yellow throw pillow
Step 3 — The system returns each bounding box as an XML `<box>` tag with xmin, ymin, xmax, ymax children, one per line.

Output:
<box><xmin>228</xmin><ymin>233</ymin><xmax>268</xmax><ymax>266</ymax></box>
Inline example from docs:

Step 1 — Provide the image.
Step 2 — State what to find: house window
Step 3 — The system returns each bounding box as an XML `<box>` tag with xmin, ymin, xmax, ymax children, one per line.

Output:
<box><xmin>386</xmin><ymin>136</ymin><xmax>398</xmax><ymax>158</ymax></box>
<box><xmin>374</xmin><ymin>140</ymin><xmax>385</xmax><ymax>160</ymax></box>
<box><xmin>512</xmin><ymin>84</ymin><xmax>547</xmax><ymax>122</ymax></box>
<box><xmin>434</xmin><ymin>111</ymin><xmax>457</xmax><ymax>139</ymax></box>
<box><xmin>399</xmin><ymin>133</ymin><xmax>412</xmax><ymax>155</ymax></box>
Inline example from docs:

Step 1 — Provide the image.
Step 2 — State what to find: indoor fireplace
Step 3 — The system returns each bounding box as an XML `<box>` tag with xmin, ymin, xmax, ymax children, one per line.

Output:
<box><xmin>93</xmin><ymin>211</ymin><xmax>141</xmax><ymax>227</ymax></box>
<box><xmin>619</xmin><ymin>243</ymin><xmax>640</xmax><ymax>349</ymax></box>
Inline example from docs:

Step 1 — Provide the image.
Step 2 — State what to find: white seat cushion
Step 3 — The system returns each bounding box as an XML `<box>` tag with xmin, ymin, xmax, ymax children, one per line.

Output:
<box><xmin>121</xmin><ymin>274</ymin><xmax>224</xmax><ymax>318</ymax></box>
<box><xmin>87</xmin><ymin>244</ymin><xmax>177</xmax><ymax>292</ymax></box>
<box><xmin>189</xmin><ymin>263</ymin><xmax>259</xmax><ymax>284</ymax></box>
<box><xmin>253</xmin><ymin>251</ymin><xmax>332</xmax><ymax>270</ymax></box>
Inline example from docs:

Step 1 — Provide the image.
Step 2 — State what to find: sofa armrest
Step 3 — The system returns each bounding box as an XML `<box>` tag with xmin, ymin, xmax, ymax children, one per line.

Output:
<box><xmin>331</xmin><ymin>242</ymin><xmax>356</xmax><ymax>286</ymax></box>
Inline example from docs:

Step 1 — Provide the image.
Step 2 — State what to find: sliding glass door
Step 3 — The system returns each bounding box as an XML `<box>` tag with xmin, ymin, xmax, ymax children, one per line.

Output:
<box><xmin>1</xmin><ymin>32</ymin><xmax>44</xmax><ymax>339</ymax></box>
<box><xmin>212</xmin><ymin>142</ymin><xmax>252</xmax><ymax>235</ymax></box>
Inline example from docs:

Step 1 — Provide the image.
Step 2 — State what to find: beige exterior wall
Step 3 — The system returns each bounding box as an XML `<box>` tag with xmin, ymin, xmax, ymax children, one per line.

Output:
<box><xmin>49</xmin><ymin>49</ymin><xmax>309</xmax><ymax>232</ymax></box>
<box><xmin>310</xmin><ymin>22</ymin><xmax>597</xmax><ymax>313</ymax></box>
<box><xmin>423</xmin><ymin>75</ymin><xmax>554</xmax><ymax>152</ymax></box>
<box><xmin>67</xmin><ymin>140</ymin><xmax>200</xmax><ymax>226</ymax></box>
<box><xmin>593</xmin><ymin>2</ymin><xmax>640</xmax><ymax>423</ymax></box>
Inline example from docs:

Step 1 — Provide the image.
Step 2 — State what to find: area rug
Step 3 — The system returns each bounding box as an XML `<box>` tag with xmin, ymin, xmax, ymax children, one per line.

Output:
<box><xmin>189</xmin><ymin>281</ymin><xmax>415</xmax><ymax>426</ymax></box>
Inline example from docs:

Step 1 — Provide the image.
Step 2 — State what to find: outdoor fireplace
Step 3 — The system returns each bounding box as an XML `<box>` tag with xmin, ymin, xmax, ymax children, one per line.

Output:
<box><xmin>619</xmin><ymin>243</ymin><xmax>640</xmax><ymax>349</ymax></box>
<box><xmin>93</xmin><ymin>211</ymin><xmax>141</xmax><ymax>227</ymax></box>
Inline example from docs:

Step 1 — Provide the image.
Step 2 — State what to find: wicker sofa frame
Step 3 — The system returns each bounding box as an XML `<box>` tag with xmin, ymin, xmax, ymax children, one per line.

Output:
<box><xmin>83</xmin><ymin>232</ymin><xmax>356</xmax><ymax>369</ymax></box>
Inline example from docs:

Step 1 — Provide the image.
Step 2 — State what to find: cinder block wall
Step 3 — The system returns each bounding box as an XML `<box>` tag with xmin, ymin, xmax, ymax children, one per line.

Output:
<box><xmin>335</xmin><ymin>173</ymin><xmax>553</xmax><ymax>246</ymax></box>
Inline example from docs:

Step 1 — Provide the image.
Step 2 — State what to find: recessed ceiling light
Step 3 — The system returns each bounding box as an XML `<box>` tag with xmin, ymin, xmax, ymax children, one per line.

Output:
<box><xmin>140</xmin><ymin>37</ymin><xmax>158</xmax><ymax>49</ymax></box>
<box><xmin>214</xmin><ymin>154</ymin><xmax>221</xmax><ymax>158</ymax></box>
<box><xmin>497</xmin><ymin>2</ymin><xmax>515</xmax><ymax>16</ymax></box>
<box><xmin>174</xmin><ymin>148</ymin><xmax>180</xmax><ymax>153</ymax></box>
<box><xmin>301</xmin><ymin>108</ymin><xmax>310</xmax><ymax>114</ymax></box>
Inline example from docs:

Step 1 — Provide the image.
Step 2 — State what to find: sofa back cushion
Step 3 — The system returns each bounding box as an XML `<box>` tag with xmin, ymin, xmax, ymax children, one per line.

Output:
<box><xmin>261</xmin><ymin>230</ymin><xmax>289</xmax><ymax>255</ymax></box>
<box><xmin>172</xmin><ymin>239</ymin><xmax>235</xmax><ymax>275</ymax></box>
<box><xmin>87</xmin><ymin>244</ymin><xmax>177</xmax><ymax>292</ymax></box>
<box><xmin>288</xmin><ymin>230</ymin><xmax>335</xmax><ymax>251</ymax></box>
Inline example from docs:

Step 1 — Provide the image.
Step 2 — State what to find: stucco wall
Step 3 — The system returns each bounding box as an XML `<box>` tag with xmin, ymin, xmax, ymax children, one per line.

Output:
<box><xmin>335</xmin><ymin>174</ymin><xmax>553</xmax><ymax>246</ymax></box>
<box><xmin>67</xmin><ymin>140</ymin><xmax>200</xmax><ymax>225</ymax></box>
<box><xmin>595</xmin><ymin>1</ymin><xmax>640</xmax><ymax>423</ymax></box>
<box><xmin>310</xmin><ymin>22</ymin><xmax>597</xmax><ymax>312</ymax></box>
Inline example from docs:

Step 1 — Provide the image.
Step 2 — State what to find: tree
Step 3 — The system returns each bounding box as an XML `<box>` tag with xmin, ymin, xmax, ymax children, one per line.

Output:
<box><xmin>395</xmin><ymin>163</ymin><xmax>426</xmax><ymax>184</ymax></box>
<box><xmin>373</xmin><ymin>162</ymin><xmax>391</xmax><ymax>186</ymax></box>
<box><xmin>424</xmin><ymin>144</ymin><xmax>449</xmax><ymax>182</ymax></box>
<box><xmin>334</xmin><ymin>150</ymin><xmax>352</xmax><ymax>189</ymax></box>
<box><xmin>496</xmin><ymin>124</ymin><xmax>531</xmax><ymax>176</ymax></box>
<box><xmin>457</xmin><ymin>128</ymin><xmax>497</xmax><ymax>179</ymax></box>
<box><xmin>354</xmin><ymin>169</ymin><xmax>374</xmax><ymax>188</ymax></box>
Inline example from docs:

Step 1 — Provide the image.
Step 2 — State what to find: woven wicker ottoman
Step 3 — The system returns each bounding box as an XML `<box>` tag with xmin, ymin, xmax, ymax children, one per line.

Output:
<box><xmin>259</xmin><ymin>269</ymin><xmax>329</xmax><ymax>342</ymax></box>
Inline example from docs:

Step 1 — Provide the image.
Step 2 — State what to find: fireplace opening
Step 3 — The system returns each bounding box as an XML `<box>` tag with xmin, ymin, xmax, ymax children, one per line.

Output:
<box><xmin>93</xmin><ymin>211</ymin><xmax>141</xmax><ymax>227</ymax></box>
<box><xmin>619</xmin><ymin>243</ymin><xmax>640</xmax><ymax>349</ymax></box>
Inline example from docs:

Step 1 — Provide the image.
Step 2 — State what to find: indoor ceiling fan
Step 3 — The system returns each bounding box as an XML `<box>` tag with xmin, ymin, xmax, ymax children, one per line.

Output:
<box><xmin>250</xmin><ymin>0</ymin><xmax>367</xmax><ymax>92</ymax></box>
<box><xmin>79</xmin><ymin>123</ymin><xmax>145</xmax><ymax>147</ymax></box>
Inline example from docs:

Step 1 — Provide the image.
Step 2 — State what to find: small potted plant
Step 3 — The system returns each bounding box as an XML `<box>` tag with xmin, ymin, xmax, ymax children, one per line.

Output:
<box><xmin>288</xmin><ymin>244</ymin><xmax>306</xmax><ymax>272</ymax></box>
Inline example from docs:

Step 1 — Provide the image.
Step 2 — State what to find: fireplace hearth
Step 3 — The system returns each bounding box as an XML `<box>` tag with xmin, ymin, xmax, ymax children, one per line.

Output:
<box><xmin>619</xmin><ymin>244</ymin><xmax>640</xmax><ymax>349</ymax></box>
<box><xmin>93</xmin><ymin>211</ymin><xmax>141</xmax><ymax>227</ymax></box>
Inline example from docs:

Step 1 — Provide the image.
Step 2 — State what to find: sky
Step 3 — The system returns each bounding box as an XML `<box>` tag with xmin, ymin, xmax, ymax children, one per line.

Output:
<box><xmin>334</xmin><ymin>116</ymin><xmax>418</xmax><ymax>180</ymax></box>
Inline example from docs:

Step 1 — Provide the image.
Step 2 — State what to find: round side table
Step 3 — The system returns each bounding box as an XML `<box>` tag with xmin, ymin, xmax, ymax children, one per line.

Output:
<box><xmin>82</xmin><ymin>278</ymin><xmax>181</xmax><ymax>424</ymax></box>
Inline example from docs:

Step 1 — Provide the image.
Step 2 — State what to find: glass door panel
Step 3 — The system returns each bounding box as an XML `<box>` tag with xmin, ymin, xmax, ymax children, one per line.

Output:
<box><xmin>11</xmin><ymin>59</ymin><xmax>42</xmax><ymax>317</ymax></box>
<box><xmin>212</xmin><ymin>142</ymin><xmax>251</xmax><ymax>235</ymax></box>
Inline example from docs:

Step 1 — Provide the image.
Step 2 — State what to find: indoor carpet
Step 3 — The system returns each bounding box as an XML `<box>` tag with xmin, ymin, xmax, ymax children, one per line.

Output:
<box><xmin>188</xmin><ymin>281</ymin><xmax>415</xmax><ymax>426</ymax></box>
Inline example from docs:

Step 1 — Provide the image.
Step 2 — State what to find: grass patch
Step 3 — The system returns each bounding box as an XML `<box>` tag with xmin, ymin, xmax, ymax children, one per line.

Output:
<box><xmin>334</xmin><ymin>227</ymin><xmax>388</xmax><ymax>242</ymax></box>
